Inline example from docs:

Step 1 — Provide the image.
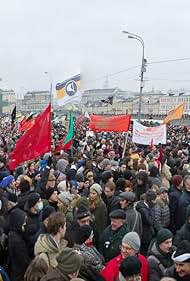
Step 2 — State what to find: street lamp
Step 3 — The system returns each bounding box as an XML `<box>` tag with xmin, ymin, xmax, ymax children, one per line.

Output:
<box><xmin>44</xmin><ymin>72</ymin><xmax>53</xmax><ymax>105</ymax></box>
<box><xmin>122</xmin><ymin>30</ymin><xmax>147</xmax><ymax>121</ymax></box>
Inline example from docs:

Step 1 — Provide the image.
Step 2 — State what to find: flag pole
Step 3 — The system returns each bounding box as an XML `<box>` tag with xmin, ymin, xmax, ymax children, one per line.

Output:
<box><xmin>122</xmin><ymin>132</ymin><xmax>128</xmax><ymax>159</ymax></box>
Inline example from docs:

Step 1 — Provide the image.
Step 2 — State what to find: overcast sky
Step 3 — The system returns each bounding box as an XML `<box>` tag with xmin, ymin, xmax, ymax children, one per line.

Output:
<box><xmin>0</xmin><ymin>0</ymin><xmax>190</xmax><ymax>98</ymax></box>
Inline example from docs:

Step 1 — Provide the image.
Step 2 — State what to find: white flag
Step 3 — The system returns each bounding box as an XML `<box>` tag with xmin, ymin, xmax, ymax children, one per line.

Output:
<box><xmin>132</xmin><ymin>120</ymin><xmax>166</xmax><ymax>145</ymax></box>
<box><xmin>56</xmin><ymin>74</ymin><xmax>81</xmax><ymax>106</ymax></box>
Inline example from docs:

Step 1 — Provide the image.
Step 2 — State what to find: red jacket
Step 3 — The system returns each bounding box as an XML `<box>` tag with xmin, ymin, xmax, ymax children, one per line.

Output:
<box><xmin>100</xmin><ymin>253</ymin><xmax>149</xmax><ymax>281</ymax></box>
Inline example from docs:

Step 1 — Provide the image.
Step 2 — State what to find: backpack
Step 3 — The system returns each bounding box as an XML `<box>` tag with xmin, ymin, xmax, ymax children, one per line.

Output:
<box><xmin>0</xmin><ymin>267</ymin><xmax>10</xmax><ymax>281</ymax></box>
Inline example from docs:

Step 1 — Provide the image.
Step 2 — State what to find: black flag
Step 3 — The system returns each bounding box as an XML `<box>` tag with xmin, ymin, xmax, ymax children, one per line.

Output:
<box><xmin>11</xmin><ymin>105</ymin><xmax>16</xmax><ymax>124</ymax></box>
<box><xmin>101</xmin><ymin>96</ymin><xmax>113</xmax><ymax>105</ymax></box>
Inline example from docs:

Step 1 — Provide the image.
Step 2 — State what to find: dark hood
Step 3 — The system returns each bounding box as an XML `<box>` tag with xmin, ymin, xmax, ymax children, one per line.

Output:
<box><xmin>9</xmin><ymin>208</ymin><xmax>26</xmax><ymax>233</ymax></box>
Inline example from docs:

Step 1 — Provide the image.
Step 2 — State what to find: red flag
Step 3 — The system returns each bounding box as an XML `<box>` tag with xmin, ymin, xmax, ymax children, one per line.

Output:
<box><xmin>9</xmin><ymin>104</ymin><xmax>51</xmax><ymax>170</ymax></box>
<box><xmin>89</xmin><ymin>114</ymin><xmax>131</xmax><ymax>132</ymax></box>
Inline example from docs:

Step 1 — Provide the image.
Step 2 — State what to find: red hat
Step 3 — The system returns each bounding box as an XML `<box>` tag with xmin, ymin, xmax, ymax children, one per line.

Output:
<box><xmin>172</xmin><ymin>175</ymin><xmax>183</xmax><ymax>187</ymax></box>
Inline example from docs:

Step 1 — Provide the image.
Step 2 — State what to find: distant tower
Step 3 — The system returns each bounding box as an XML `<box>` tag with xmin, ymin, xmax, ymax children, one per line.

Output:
<box><xmin>103</xmin><ymin>77</ymin><xmax>109</xmax><ymax>89</ymax></box>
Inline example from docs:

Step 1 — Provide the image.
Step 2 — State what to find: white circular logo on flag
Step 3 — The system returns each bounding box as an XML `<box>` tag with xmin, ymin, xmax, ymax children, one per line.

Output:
<box><xmin>65</xmin><ymin>80</ymin><xmax>77</xmax><ymax>96</ymax></box>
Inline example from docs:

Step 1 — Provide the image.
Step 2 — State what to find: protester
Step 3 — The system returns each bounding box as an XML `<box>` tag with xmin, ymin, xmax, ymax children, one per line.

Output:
<box><xmin>165</xmin><ymin>240</ymin><xmax>190</xmax><ymax>280</ymax></box>
<box><xmin>73</xmin><ymin>224</ymin><xmax>104</xmax><ymax>272</ymax></box>
<box><xmin>99</xmin><ymin>209</ymin><xmax>129</xmax><ymax>262</ymax></box>
<box><xmin>174</xmin><ymin>205</ymin><xmax>190</xmax><ymax>245</ymax></box>
<box><xmin>136</xmin><ymin>189</ymin><xmax>156</xmax><ymax>255</ymax></box>
<box><xmin>100</xmin><ymin>232</ymin><xmax>148</xmax><ymax>281</ymax></box>
<box><xmin>8</xmin><ymin>208</ymin><xmax>31</xmax><ymax>281</ymax></box>
<box><xmin>147</xmin><ymin>228</ymin><xmax>174</xmax><ymax>281</ymax></box>
<box><xmin>119</xmin><ymin>255</ymin><xmax>142</xmax><ymax>281</ymax></box>
<box><xmin>119</xmin><ymin>191</ymin><xmax>142</xmax><ymax>237</ymax></box>
<box><xmin>154</xmin><ymin>187</ymin><xmax>170</xmax><ymax>231</ymax></box>
<box><xmin>168</xmin><ymin>175</ymin><xmax>183</xmax><ymax>233</ymax></box>
<box><xmin>177</xmin><ymin>175</ymin><xmax>190</xmax><ymax>228</ymax></box>
<box><xmin>40</xmin><ymin>247</ymin><xmax>83</xmax><ymax>281</ymax></box>
<box><xmin>88</xmin><ymin>183</ymin><xmax>107</xmax><ymax>236</ymax></box>
<box><xmin>34</xmin><ymin>212</ymin><xmax>67</xmax><ymax>267</ymax></box>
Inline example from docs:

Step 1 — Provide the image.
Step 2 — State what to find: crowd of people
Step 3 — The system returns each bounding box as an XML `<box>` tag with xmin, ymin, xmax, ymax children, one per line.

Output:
<box><xmin>0</xmin><ymin>116</ymin><xmax>190</xmax><ymax>281</ymax></box>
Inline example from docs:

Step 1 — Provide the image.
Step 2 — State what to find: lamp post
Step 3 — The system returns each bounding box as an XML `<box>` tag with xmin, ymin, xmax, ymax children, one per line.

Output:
<box><xmin>122</xmin><ymin>30</ymin><xmax>147</xmax><ymax>121</ymax></box>
<box><xmin>44</xmin><ymin>72</ymin><xmax>53</xmax><ymax>105</ymax></box>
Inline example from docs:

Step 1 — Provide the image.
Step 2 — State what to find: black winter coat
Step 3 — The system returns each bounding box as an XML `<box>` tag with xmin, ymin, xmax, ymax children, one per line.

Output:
<box><xmin>8</xmin><ymin>208</ymin><xmax>31</xmax><ymax>281</ymax></box>
<box><xmin>177</xmin><ymin>190</ymin><xmax>190</xmax><ymax>228</ymax></box>
<box><xmin>24</xmin><ymin>207</ymin><xmax>41</xmax><ymax>258</ymax></box>
<box><xmin>136</xmin><ymin>201</ymin><xmax>155</xmax><ymax>250</ymax></box>
<box><xmin>168</xmin><ymin>185</ymin><xmax>182</xmax><ymax>232</ymax></box>
<box><xmin>174</xmin><ymin>223</ymin><xmax>190</xmax><ymax>246</ymax></box>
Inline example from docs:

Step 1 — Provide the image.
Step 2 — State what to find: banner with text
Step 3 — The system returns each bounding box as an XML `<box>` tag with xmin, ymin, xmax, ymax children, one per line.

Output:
<box><xmin>132</xmin><ymin>120</ymin><xmax>166</xmax><ymax>145</ymax></box>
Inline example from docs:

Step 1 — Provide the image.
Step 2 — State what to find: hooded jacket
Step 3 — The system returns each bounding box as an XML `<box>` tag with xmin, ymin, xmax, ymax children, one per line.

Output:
<box><xmin>148</xmin><ymin>241</ymin><xmax>174</xmax><ymax>281</ymax></box>
<box><xmin>34</xmin><ymin>234</ymin><xmax>67</xmax><ymax>268</ymax></box>
<box><xmin>8</xmin><ymin>208</ymin><xmax>31</xmax><ymax>281</ymax></box>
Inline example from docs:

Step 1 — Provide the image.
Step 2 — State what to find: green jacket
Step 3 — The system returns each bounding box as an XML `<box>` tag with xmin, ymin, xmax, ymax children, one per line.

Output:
<box><xmin>98</xmin><ymin>223</ymin><xmax>129</xmax><ymax>262</ymax></box>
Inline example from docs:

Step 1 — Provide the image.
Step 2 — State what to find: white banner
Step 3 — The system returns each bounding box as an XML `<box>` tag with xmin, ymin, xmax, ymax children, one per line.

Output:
<box><xmin>132</xmin><ymin>121</ymin><xmax>166</xmax><ymax>145</ymax></box>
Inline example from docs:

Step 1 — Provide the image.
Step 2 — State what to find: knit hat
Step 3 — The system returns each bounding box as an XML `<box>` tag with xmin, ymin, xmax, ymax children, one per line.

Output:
<box><xmin>156</xmin><ymin>228</ymin><xmax>173</xmax><ymax>245</ymax></box>
<box><xmin>119</xmin><ymin>256</ymin><xmax>141</xmax><ymax>281</ymax></box>
<box><xmin>45</xmin><ymin>188</ymin><xmax>57</xmax><ymax>201</ymax></box>
<box><xmin>119</xmin><ymin>192</ymin><xmax>136</xmax><ymax>203</ymax></box>
<box><xmin>27</xmin><ymin>193</ymin><xmax>40</xmax><ymax>209</ymax></box>
<box><xmin>0</xmin><ymin>175</ymin><xmax>14</xmax><ymax>189</ymax></box>
<box><xmin>41</xmin><ymin>205</ymin><xmax>55</xmax><ymax>222</ymax></box>
<box><xmin>75</xmin><ymin>225</ymin><xmax>92</xmax><ymax>245</ymax></box>
<box><xmin>109</xmin><ymin>209</ymin><xmax>126</xmax><ymax>220</ymax></box>
<box><xmin>172</xmin><ymin>240</ymin><xmax>190</xmax><ymax>263</ymax></box>
<box><xmin>90</xmin><ymin>183</ymin><xmax>102</xmax><ymax>195</ymax></box>
<box><xmin>56</xmin><ymin>247</ymin><xmax>83</xmax><ymax>274</ymax></box>
<box><xmin>58</xmin><ymin>192</ymin><xmax>73</xmax><ymax>206</ymax></box>
<box><xmin>122</xmin><ymin>232</ymin><xmax>141</xmax><ymax>252</ymax></box>
<box><xmin>76</xmin><ymin>205</ymin><xmax>90</xmax><ymax>220</ymax></box>
<box><xmin>172</xmin><ymin>175</ymin><xmax>183</xmax><ymax>187</ymax></box>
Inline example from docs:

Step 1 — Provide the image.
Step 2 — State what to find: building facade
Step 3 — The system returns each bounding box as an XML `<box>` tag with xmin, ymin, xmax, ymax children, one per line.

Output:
<box><xmin>17</xmin><ymin>90</ymin><xmax>50</xmax><ymax>112</ymax></box>
<box><xmin>0</xmin><ymin>89</ymin><xmax>16</xmax><ymax>114</ymax></box>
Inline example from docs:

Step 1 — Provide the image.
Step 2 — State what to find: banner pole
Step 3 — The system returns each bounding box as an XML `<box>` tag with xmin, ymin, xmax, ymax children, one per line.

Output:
<box><xmin>122</xmin><ymin>132</ymin><xmax>128</xmax><ymax>159</ymax></box>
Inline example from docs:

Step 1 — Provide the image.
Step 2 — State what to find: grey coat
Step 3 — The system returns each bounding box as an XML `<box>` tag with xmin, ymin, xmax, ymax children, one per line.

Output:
<box><xmin>153</xmin><ymin>197</ymin><xmax>170</xmax><ymax>231</ymax></box>
<box><xmin>124</xmin><ymin>205</ymin><xmax>143</xmax><ymax>238</ymax></box>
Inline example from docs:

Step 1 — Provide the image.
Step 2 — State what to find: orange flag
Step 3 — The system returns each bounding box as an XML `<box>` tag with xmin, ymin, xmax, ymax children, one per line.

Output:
<box><xmin>89</xmin><ymin>114</ymin><xmax>131</xmax><ymax>132</ymax></box>
<box><xmin>163</xmin><ymin>103</ymin><xmax>184</xmax><ymax>124</ymax></box>
<box><xmin>9</xmin><ymin>104</ymin><xmax>51</xmax><ymax>170</ymax></box>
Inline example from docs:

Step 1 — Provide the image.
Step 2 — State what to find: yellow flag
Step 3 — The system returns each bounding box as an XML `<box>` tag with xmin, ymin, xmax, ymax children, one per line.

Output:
<box><xmin>163</xmin><ymin>103</ymin><xmax>184</xmax><ymax>124</ymax></box>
